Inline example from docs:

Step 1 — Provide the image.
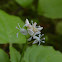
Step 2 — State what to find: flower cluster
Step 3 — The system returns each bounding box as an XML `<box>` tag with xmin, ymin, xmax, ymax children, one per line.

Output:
<box><xmin>16</xmin><ymin>19</ymin><xmax>45</xmax><ymax>45</ymax></box>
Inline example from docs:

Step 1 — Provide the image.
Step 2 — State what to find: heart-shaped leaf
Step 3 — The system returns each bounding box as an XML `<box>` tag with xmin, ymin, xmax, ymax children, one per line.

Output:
<box><xmin>10</xmin><ymin>46</ymin><xmax>21</xmax><ymax>62</ymax></box>
<box><xmin>0</xmin><ymin>10</ymin><xmax>26</xmax><ymax>44</ymax></box>
<box><xmin>16</xmin><ymin>0</ymin><xmax>33</xmax><ymax>7</ymax></box>
<box><xmin>38</xmin><ymin>0</ymin><xmax>62</xmax><ymax>19</ymax></box>
<box><xmin>0</xmin><ymin>49</ymin><xmax>10</xmax><ymax>62</ymax></box>
<box><xmin>21</xmin><ymin>45</ymin><xmax>62</xmax><ymax>62</ymax></box>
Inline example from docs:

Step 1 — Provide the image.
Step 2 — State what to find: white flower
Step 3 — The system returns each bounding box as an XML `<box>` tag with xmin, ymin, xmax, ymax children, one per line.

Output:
<box><xmin>16</xmin><ymin>23</ymin><xmax>27</xmax><ymax>38</ymax></box>
<box><xmin>25</xmin><ymin>19</ymin><xmax>43</xmax><ymax>35</ymax></box>
<box><xmin>16</xmin><ymin>19</ymin><xmax>45</xmax><ymax>45</ymax></box>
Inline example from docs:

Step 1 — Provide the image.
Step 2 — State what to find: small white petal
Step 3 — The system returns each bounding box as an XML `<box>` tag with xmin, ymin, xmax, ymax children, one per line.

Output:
<box><xmin>42</xmin><ymin>38</ymin><xmax>45</xmax><ymax>40</ymax></box>
<box><xmin>32</xmin><ymin>40</ymin><xmax>38</xmax><ymax>44</ymax></box>
<box><xmin>38</xmin><ymin>25</ymin><xmax>41</xmax><ymax>27</ymax></box>
<box><xmin>33</xmin><ymin>36</ymin><xmax>40</xmax><ymax>41</ymax></box>
<box><xmin>31</xmin><ymin>20</ymin><xmax>33</xmax><ymax>25</ymax></box>
<box><xmin>16</xmin><ymin>32</ymin><xmax>19</xmax><ymax>38</ymax></box>
<box><xmin>33</xmin><ymin>22</ymin><xmax>37</xmax><ymax>28</ymax></box>
<box><xmin>18</xmin><ymin>23</ymin><xmax>21</xmax><ymax>29</ymax></box>
<box><xmin>20</xmin><ymin>29</ymin><xmax>27</xmax><ymax>35</ymax></box>
<box><xmin>41</xmin><ymin>34</ymin><xmax>44</xmax><ymax>37</ymax></box>
<box><xmin>25</xmin><ymin>19</ymin><xmax>32</xmax><ymax>28</ymax></box>
<box><xmin>34</xmin><ymin>31</ymin><xmax>41</xmax><ymax>36</ymax></box>
<box><xmin>41</xmin><ymin>41</ymin><xmax>45</xmax><ymax>43</ymax></box>
<box><xmin>38</xmin><ymin>41</ymin><xmax>41</xmax><ymax>45</ymax></box>
<box><xmin>39</xmin><ymin>34</ymin><xmax>41</xmax><ymax>38</ymax></box>
<box><xmin>26</xmin><ymin>19</ymin><xmax>29</xmax><ymax>25</ymax></box>
<box><xmin>23</xmin><ymin>24</ymin><xmax>26</xmax><ymax>27</ymax></box>
<box><xmin>16</xmin><ymin>26</ymin><xmax>19</xmax><ymax>29</ymax></box>
<box><xmin>37</xmin><ymin>27</ymin><xmax>43</xmax><ymax>31</ymax></box>
<box><xmin>28</xmin><ymin>37</ymin><xmax>32</xmax><ymax>41</ymax></box>
<box><xmin>28</xmin><ymin>29</ymin><xmax>34</xmax><ymax>36</ymax></box>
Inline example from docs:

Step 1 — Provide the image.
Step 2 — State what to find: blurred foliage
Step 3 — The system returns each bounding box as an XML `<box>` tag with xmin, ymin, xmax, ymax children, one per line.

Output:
<box><xmin>10</xmin><ymin>46</ymin><xmax>21</xmax><ymax>62</ymax></box>
<box><xmin>22</xmin><ymin>45</ymin><xmax>62</xmax><ymax>62</ymax></box>
<box><xmin>16</xmin><ymin>0</ymin><xmax>34</xmax><ymax>8</ymax></box>
<box><xmin>0</xmin><ymin>10</ymin><xmax>26</xmax><ymax>44</ymax></box>
<box><xmin>38</xmin><ymin>0</ymin><xmax>62</xmax><ymax>18</ymax></box>
<box><xmin>0</xmin><ymin>0</ymin><xmax>62</xmax><ymax>62</ymax></box>
<box><xmin>56</xmin><ymin>21</ymin><xmax>62</xmax><ymax>35</ymax></box>
<box><xmin>0</xmin><ymin>48</ymin><xmax>10</xmax><ymax>62</ymax></box>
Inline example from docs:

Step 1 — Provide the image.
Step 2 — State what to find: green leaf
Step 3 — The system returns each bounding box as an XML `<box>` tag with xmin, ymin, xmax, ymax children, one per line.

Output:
<box><xmin>21</xmin><ymin>45</ymin><xmax>62</xmax><ymax>62</ymax></box>
<box><xmin>0</xmin><ymin>10</ymin><xmax>26</xmax><ymax>44</ymax></box>
<box><xmin>0</xmin><ymin>49</ymin><xmax>10</xmax><ymax>62</ymax></box>
<box><xmin>16</xmin><ymin>0</ymin><xmax>33</xmax><ymax>7</ymax></box>
<box><xmin>38</xmin><ymin>0</ymin><xmax>62</xmax><ymax>19</ymax></box>
<box><xmin>56</xmin><ymin>21</ymin><xmax>62</xmax><ymax>35</ymax></box>
<box><xmin>10</xmin><ymin>46</ymin><xmax>21</xmax><ymax>62</ymax></box>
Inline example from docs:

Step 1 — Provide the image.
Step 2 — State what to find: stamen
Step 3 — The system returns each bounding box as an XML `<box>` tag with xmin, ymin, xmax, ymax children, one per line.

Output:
<box><xmin>16</xmin><ymin>32</ymin><xmax>19</xmax><ymax>38</ymax></box>
<box><xmin>42</xmin><ymin>38</ymin><xmax>45</xmax><ymax>40</ymax></box>
<box><xmin>32</xmin><ymin>40</ymin><xmax>38</xmax><ymax>44</ymax></box>
<box><xmin>41</xmin><ymin>34</ymin><xmax>44</xmax><ymax>37</ymax></box>
<box><xmin>41</xmin><ymin>41</ymin><xmax>45</xmax><ymax>43</ymax></box>
<box><xmin>18</xmin><ymin>23</ymin><xmax>21</xmax><ymax>29</ymax></box>
<box><xmin>31</xmin><ymin>20</ymin><xmax>33</xmax><ymax>25</ymax></box>
<box><xmin>38</xmin><ymin>40</ymin><xmax>41</xmax><ymax>45</ymax></box>
<box><xmin>16</xmin><ymin>26</ymin><xmax>19</xmax><ymax>29</ymax></box>
<box><xmin>28</xmin><ymin>37</ymin><xmax>32</xmax><ymax>41</ymax></box>
<box><xmin>26</xmin><ymin>19</ymin><xmax>29</xmax><ymax>25</ymax></box>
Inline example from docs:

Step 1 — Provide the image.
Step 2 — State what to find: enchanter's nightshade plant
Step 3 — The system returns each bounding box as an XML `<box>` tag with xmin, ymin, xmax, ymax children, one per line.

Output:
<box><xmin>16</xmin><ymin>19</ymin><xmax>45</xmax><ymax>45</ymax></box>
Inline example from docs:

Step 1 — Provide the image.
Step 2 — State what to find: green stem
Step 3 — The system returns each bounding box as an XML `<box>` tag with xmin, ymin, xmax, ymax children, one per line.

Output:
<box><xmin>20</xmin><ymin>37</ymin><xmax>28</xmax><ymax>62</ymax></box>
<box><xmin>9</xmin><ymin>43</ymin><xmax>12</xmax><ymax>47</ymax></box>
